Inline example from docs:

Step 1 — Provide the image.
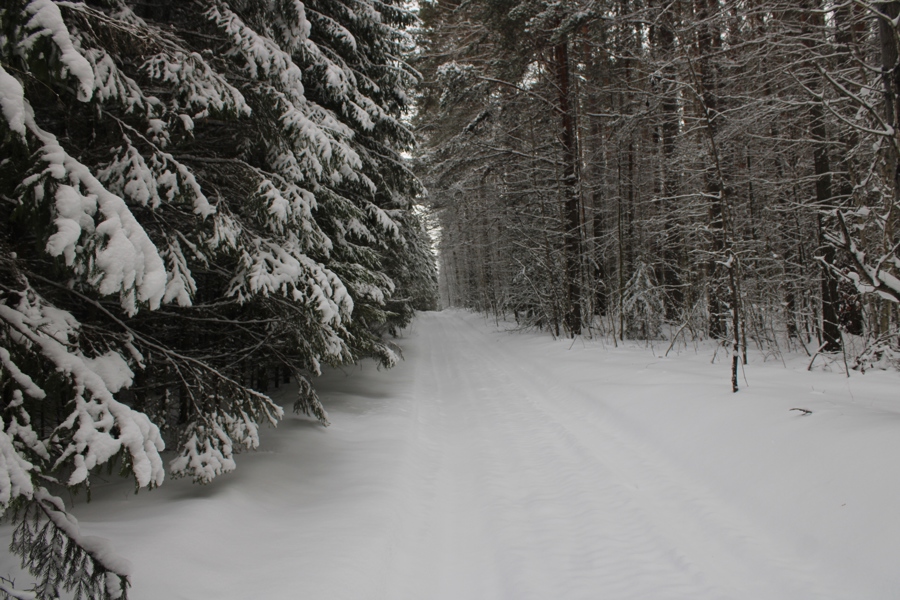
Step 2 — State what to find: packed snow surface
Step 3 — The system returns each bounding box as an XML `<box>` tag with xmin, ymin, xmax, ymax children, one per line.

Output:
<box><xmin>1</xmin><ymin>310</ymin><xmax>897</xmax><ymax>599</ymax></box>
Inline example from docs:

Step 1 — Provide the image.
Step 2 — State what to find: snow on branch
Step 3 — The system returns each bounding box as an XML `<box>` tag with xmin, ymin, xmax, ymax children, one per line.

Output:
<box><xmin>0</xmin><ymin>427</ymin><xmax>36</xmax><ymax>512</ymax></box>
<box><xmin>85</xmin><ymin>47</ymin><xmax>159</xmax><ymax>114</ymax></box>
<box><xmin>228</xmin><ymin>235</ymin><xmax>354</xmax><ymax>327</ymax></box>
<box><xmin>142</xmin><ymin>50</ymin><xmax>251</xmax><ymax>118</ymax></box>
<box><xmin>823</xmin><ymin>211</ymin><xmax>900</xmax><ymax>303</ymax></box>
<box><xmin>0</xmin><ymin>67</ymin><xmax>27</xmax><ymax>138</ymax></box>
<box><xmin>169</xmin><ymin>399</ymin><xmax>281</xmax><ymax>484</ymax></box>
<box><xmin>206</xmin><ymin>1</ymin><xmax>306</xmax><ymax>101</ymax></box>
<box><xmin>97</xmin><ymin>143</ymin><xmax>214</xmax><ymax>218</ymax></box>
<box><xmin>7</xmin><ymin>87</ymin><xmax>168</xmax><ymax>314</ymax></box>
<box><xmin>11</xmin><ymin>488</ymin><xmax>132</xmax><ymax>599</ymax></box>
<box><xmin>269</xmin><ymin>0</ymin><xmax>312</xmax><ymax>54</ymax></box>
<box><xmin>254</xmin><ymin>177</ymin><xmax>317</xmax><ymax>234</ymax></box>
<box><xmin>293</xmin><ymin>374</ymin><xmax>329</xmax><ymax>424</ymax></box>
<box><xmin>161</xmin><ymin>238</ymin><xmax>198</xmax><ymax>307</ymax></box>
<box><xmin>0</xmin><ymin>291</ymin><xmax>165</xmax><ymax>489</ymax></box>
<box><xmin>20</xmin><ymin>0</ymin><xmax>95</xmax><ymax>101</ymax></box>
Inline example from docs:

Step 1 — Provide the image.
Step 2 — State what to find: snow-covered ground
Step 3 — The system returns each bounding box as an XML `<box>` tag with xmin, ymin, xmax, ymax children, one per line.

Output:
<box><xmin>1</xmin><ymin>309</ymin><xmax>898</xmax><ymax>599</ymax></box>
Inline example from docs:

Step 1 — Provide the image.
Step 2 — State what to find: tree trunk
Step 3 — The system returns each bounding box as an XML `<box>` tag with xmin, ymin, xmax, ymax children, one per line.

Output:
<box><xmin>654</xmin><ymin>0</ymin><xmax>683</xmax><ymax>318</ymax></box>
<box><xmin>695</xmin><ymin>0</ymin><xmax>728</xmax><ymax>339</ymax></box>
<box><xmin>798</xmin><ymin>0</ymin><xmax>842</xmax><ymax>351</ymax></box>
<box><xmin>554</xmin><ymin>38</ymin><xmax>583</xmax><ymax>337</ymax></box>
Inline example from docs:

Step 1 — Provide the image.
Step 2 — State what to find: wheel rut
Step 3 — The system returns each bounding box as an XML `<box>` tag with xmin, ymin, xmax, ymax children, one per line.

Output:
<box><xmin>381</xmin><ymin>311</ymin><xmax>853</xmax><ymax>600</ymax></box>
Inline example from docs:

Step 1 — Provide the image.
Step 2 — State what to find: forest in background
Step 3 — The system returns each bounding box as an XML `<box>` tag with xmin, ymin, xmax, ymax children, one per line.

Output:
<box><xmin>0</xmin><ymin>0</ymin><xmax>436</xmax><ymax>596</ymax></box>
<box><xmin>414</xmin><ymin>0</ymin><xmax>900</xmax><ymax>379</ymax></box>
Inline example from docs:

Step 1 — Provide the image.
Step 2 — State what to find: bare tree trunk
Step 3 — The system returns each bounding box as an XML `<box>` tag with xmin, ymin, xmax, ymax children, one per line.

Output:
<box><xmin>728</xmin><ymin>251</ymin><xmax>741</xmax><ymax>392</ymax></box>
<box><xmin>878</xmin><ymin>2</ymin><xmax>900</xmax><ymax>337</ymax></box>
<box><xmin>797</xmin><ymin>0</ymin><xmax>842</xmax><ymax>351</ymax></box>
<box><xmin>695</xmin><ymin>0</ymin><xmax>728</xmax><ymax>339</ymax></box>
<box><xmin>554</xmin><ymin>38</ymin><xmax>583</xmax><ymax>336</ymax></box>
<box><xmin>654</xmin><ymin>0</ymin><xmax>683</xmax><ymax>318</ymax></box>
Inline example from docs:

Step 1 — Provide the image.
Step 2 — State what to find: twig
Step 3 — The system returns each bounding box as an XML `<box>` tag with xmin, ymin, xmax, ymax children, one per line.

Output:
<box><xmin>807</xmin><ymin>342</ymin><xmax>829</xmax><ymax>371</ymax></box>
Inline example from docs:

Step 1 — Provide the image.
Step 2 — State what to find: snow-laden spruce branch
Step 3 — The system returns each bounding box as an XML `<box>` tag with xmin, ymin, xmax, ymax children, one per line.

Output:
<box><xmin>0</xmin><ymin>0</ymin><xmax>436</xmax><ymax>596</ymax></box>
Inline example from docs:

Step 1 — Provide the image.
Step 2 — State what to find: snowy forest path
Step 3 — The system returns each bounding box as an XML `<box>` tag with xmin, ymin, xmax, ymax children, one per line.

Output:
<box><xmin>381</xmin><ymin>310</ymin><xmax>857</xmax><ymax>600</ymax></box>
<box><xmin>1</xmin><ymin>309</ymin><xmax>884</xmax><ymax>599</ymax></box>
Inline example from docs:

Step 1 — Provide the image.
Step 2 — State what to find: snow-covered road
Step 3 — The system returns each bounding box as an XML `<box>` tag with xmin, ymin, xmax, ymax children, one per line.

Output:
<box><xmin>381</xmin><ymin>311</ymin><xmax>868</xmax><ymax>600</ymax></box>
<box><xmin>1</xmin><ymin>310</ymin><xmax>897</xmax><ymax>599</ymax></box>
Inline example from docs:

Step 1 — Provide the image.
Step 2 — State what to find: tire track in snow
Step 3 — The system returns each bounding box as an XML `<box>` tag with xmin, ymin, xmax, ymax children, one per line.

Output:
<box><xmin>380</xmin><ymin>311</ymin><xmax>504</xmax><ymax>600</ymax></box>
<box><xmin>471</xmin><ymin>322</ymin><xmax>854</xmax><ymax>600</ymax></box>
<box><xmin>382</xmin><ymin>311</ymin><xmax>854</xmax><ymax>600</ymax></box>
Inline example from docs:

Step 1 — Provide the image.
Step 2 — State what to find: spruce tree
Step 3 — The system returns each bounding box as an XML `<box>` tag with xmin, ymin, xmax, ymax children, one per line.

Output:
<box><xmin>0</xmin><ymin>0</ymin><xmax>433</xmax><ymax>596</ymax></box>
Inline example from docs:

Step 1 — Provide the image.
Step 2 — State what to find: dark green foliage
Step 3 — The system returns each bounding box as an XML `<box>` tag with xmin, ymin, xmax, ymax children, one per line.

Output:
<box><xmin>10</xmin><ymin>497</ymin><xmax>128</xmax><ymax>600</ymax></box>
<box><xmin>0</xmin><ymin>0</ymin><xmax>435</xmax><ymax>595</ymax></box>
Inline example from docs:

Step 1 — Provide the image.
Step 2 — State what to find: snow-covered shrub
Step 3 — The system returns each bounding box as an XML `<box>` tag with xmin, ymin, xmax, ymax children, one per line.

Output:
<box><xmin>622</xmin><ymin>261</ymin><xmax>667</xmax><ymax>340</ymax></box>
<box><xmin>852</xmin><ymin>333</ymin><xmax>900</xmax><ymax>373</ymax></box>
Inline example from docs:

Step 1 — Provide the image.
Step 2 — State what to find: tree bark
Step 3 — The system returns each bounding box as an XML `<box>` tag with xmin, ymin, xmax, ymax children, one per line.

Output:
<box><xmin>798</xmin><ymin>0</ymin><xmax>842</xmax><ymax>351</ymax></box>
<box><xmin>654</xmin><ymin>0</ymin><xmax>683</xmax><ymax>318</ymax></box>
<box><xmin>554</xmin><ymin>38</ymin><xmax>583</xmax><ymax>336</ymax></box>
<box><xmin>695</xmin><ymin>0</ymin><xmax>728</xmax><ymax>339</ymax></box>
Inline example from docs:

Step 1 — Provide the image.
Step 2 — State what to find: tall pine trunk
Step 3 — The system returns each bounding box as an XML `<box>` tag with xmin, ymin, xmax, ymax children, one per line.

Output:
<box><xmin>554</xmin><ymin>37</ymin><xmax>583</xmax><ymax>336</ymax></box>
<box><xmin>654</xmin><ymin>0</ymin><xmax>684</xmax><ymax>319</ymax></box>
<box><xmin>797</xmin><ymin>0</ymin><xmax>842</xmax><ymax>351</ymax></box>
